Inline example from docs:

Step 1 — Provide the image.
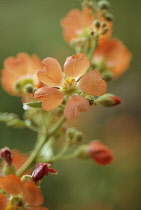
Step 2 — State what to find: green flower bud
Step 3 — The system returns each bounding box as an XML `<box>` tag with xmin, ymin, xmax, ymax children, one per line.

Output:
<box><xmin>24</xmin><ymin>83</ymin><xmax>34</xmax><ymax>93</ymax></box>
<box><xmin>97</xmin><ymin>0</ymin><xmax>110</xmax><ymax>11</ymax></box>
<box><xmin>73</xmin><ymin>131</ymin><xmax>83</xmax><ymax>143</ymax></box>
<box><xmin>104</xmin><ymin>13</ymin><xmax>114</xmax><ymax>21</ymax></box>
<box><xmin>94</xmin><ymin>20</ymin><xmax>101</xmax><ymax>29</ymax></box>
<box><xmin>101</xmin><ymin>71</ymin><xmax>113</xmax><ymax>82</ymax></box>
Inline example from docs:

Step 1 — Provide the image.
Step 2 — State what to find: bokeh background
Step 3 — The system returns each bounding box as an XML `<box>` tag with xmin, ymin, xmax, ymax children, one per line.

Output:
<box><xmin>0</xmin><ymin>0</ymin><xmax>141</xmax><ymax>209</ymax></box>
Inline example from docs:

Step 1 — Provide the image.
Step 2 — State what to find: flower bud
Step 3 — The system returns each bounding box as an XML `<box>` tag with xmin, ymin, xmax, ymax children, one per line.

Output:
<box><xmin>66</xmin><ymin>128</ymin><xmax>83</xmax><ymax>144</ymax></box>
<box><xmin>86</xmin><ymin>140</ymin><xmax>114</xmax><ymax>165</ymax></box>
<box><xmin>32</xmin><ymin>163</ymin><xmax>58</xmax><ymax>182</ymax></box>
<box><xmin>0</xmin><ymin>147</ymin><xmax>13</xmax><ymax>165</ymax></box>
<box><xmin>101</xmin><ymin>71</ymin><xmax>113</xmax><ymax>82</ymax></box>
<box><xmin>94</xmin><ymin>20</ymin><xmax>101</xmax><ymax>29</ymax></box>
<box><xmin>104</xmin><ymin>13</ymin><xmax>114</xmax><ymax>21</ymax></box>
<box><xmin>101</xmin><ymin>27</ymin><xmax>109</xmax><ymax>35</ymax></box>
<box><xmin>97</xmin><ymin>0</ymin><xmax>110</xmax><ymax>11</ymax></box>
<box><xmin>23</xmin><ymin>83</ymin><xmax>34</xmax><ymax>93</ymax></box>
<box><xmin>95</xmin><ymin>94</ymin><xmax>121</xmax><ymax>107</ymax></box>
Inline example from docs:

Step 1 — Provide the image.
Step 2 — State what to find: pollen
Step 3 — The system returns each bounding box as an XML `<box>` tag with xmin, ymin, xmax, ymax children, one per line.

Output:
<box><xmin>61</xmin><ymin>76</ymin><xmax>78</xmax><ymax>94</ymax></box>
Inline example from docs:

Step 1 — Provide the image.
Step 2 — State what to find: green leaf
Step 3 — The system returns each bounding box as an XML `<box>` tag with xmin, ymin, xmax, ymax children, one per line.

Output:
<box><xmin>26</xmin><ymin>101</ymin><xmax>42</xmax><ymax>108</ymax></box>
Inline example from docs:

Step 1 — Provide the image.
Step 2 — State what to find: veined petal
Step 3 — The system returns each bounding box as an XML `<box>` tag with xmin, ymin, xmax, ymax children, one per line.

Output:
<box><xmin>64</xmin><ymin>53</ymin><xmax>90</xmax><ymax>79</ymax></box>
<box><xmin>64</xmin><ymin>95</ymin><xmax>90</xmax><ymax>119</ymax></box>
<box><xmin>23</xmin><ymin>180</ymin><xmax>43</xmax><ymax>207</ymax></box>
<box><xmin>0</xmin><ymin>193</ymin><xmax>8</xmax><ymax>210</ymax></box>
<box><xmin>38</xmin><ymin>57</ymin><xmax>63</xmax><ymax>87</ymax></box>
<box><xmin>34</xmin><ymin>87</ymin><xmax>64</xmax><ymax>111</ymax></box>
<box><xmin>78</xmin><ymin>70</ymin><xmax>107</xmax><ymax>96</ymax></box>
<box><xmin>0</xmin><ymin>175</ymin><xmax>23</xmax><ymax>195</ymax></box>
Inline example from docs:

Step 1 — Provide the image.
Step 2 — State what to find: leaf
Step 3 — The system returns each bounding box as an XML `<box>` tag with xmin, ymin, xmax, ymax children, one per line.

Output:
<box><xmin>26</xmin><ymin>101</ymin><xmax>42</xmax><ymax>108</ymax></box>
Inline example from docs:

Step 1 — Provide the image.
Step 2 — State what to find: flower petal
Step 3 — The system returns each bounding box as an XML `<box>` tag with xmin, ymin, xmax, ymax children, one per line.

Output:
<box><xmin>0</xmin><ymin>193</ymin><xmax>8</xmax><ymax>210</ymax></box>
<box><xmin>0</xmin><ymin>175</ymin><xmax>23</xmax><ymax>195</ymax></box>
<box><xmin>64</xmin><ymin>95</ymin><xmax>90</xmax><ymax>119</ymax></box>
<box><xmin>64</xmin><ymin>53</ymin><xmax>90</xmax><ymax>79</ymax></box>
<box><xmin>78</xmin><ymin>70</ymin><xmax>107</xmax><ymax>96</ymax></box>
<box><xmin>23</xmin><ymin>180</ymin><xmax>43</xmax><ymax>207</ymax></box>
<box><xmin>34</xmin><ymin>87</ymin><xmax>64</xmax><ymax>111</ymax></box>
<box><xmin>61</xmin><ymin>9</ymin><xmax>83</xmax><ymax>42</ymax></box>
<box><xmin>37</xmin><ymin>57</ymin><xmax>63</xmax><ymax>87</ymax></box>
<box><xmin>94</xmin><ymin>39</ymin><xmax>132</xmax><ymax>77</ymax></box>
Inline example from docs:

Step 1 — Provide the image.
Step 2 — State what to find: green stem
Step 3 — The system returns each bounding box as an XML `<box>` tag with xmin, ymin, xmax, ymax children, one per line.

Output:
<box><xmin>16</xmin><ymin>115</ymin><xmax>66</xmax><ymax>176</ymax></box>
<box><xmin>51</xmin><ymin>143</ymin><xmax>70</xmax><ymax>162</ymax></box>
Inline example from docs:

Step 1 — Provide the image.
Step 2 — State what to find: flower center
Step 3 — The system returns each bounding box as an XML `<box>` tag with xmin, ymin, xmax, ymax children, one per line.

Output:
<box><xmin>61</xmin><ymin>76</ymin><xmax>78</xmax><ymax>95</ymax></box>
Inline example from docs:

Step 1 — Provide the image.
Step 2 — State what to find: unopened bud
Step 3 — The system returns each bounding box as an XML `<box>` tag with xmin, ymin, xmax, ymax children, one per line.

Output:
<box><xmin>86</xmin><ymin>140</ymin><xmax>114</xmax><ymax>165</ymax></box>
<box><xmin>73</xmin><ymin>131</ymin><xmax>83</xmax><ymax>143</ymax></box>
<box><xmin>24</xmin><ymin>83</ymin><xmax>34</xmax><ymax>93</ymax></box>
<box><xmin>94</xmin><ymin>20</ymin><xmax>101</xmax><ymax>29</ymax></box>
<box><xmin>104</xmin><ymin>13</ymin><xmax>114</xmax><ymax>21</ymax></box>
<box><xmin>32</xmin><ymin>163</ymin><xmax>58</xmax><ymax>182</ymax></box>
<box><xmin>96</xmin><ymin>94</ymin><xmax>121</xmax><ymax>107</ymax></box>
<box><xmin>101</xmin><ymin>71</ymin><xmax>113</xmax><ymax>82</ymax></box>
<box><xmin>101</xmin><ymin>27</ymin><xmax>109</xmax><ymax>35</ymax></box>
<box><xmin>97</xmin><ymin>0</ymin><xmax>110</xmax><ymax>11</ymax></box>
<box><xmin>0</xmin><ymin>147</ymin><xmax>13</xmax><ymax>165</ymax></box>
<box><xmin>101</xmin><ymin>22</ymin><xmax>107</xmax><ymax>28</ymax></box>
<box><xmin>66</xmin><ymin>128</ymin><xmax>76</xmax><ymax>142</ymax></box>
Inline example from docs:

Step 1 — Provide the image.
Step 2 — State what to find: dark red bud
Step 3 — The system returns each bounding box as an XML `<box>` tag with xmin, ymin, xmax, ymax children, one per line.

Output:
<box><xmin>87</xmin><ymin>140</ymin><xmax>113</xmax><ymax>165</ymax></box>
<box><xmin>32</xmin><ymin>163</ymin><xmax>58</xmax><ymax>182</ymax></box>
<box><xmin>0</xmin><ymin>147</ymin><xmax>13</xmax><ymax>165</ymax></box>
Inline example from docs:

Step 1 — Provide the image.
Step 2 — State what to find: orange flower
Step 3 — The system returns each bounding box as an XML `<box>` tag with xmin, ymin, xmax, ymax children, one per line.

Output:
<box><xmin>93</xmin><ymin>39</ymin><xmax>132</xmax><ymax>77</ymax></box>
<box><xmin>0</xmin><ymin>174</ymin><xmax>48</xmax><ymax>209</ymax></box>
<box><xmin>1</xmin><ymin>53</ymin><xmax>42</xmax><ymax>96</ymax></box>
<box><xmin>86</xmin><ymin>140</ymin><xmax>113</xmax><ymax>165</ymax></box>
<box><xmin>61</xmin><ymin>8</ymin><xmax>112</xmax><ymax>45</ymax></box>
<box><xmin>34</xmin><ymin>53</ymin><xmax>107</xmax><ymax>119</ymax></box>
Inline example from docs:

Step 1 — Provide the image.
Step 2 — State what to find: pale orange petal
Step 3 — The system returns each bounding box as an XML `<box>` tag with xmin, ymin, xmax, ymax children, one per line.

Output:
<box><xmin>61</xmin><ymin>9</ymin><xmax>83</xmax><ymax>42</ymax></box>
<box><xmin>0</xmin><ymin>175</ymin><xmax>23</xmax><ymax>195</ymax></box>
<box><xmin>34</xmin><ymin>87</ymin><xmax>64</xmax><ymax>111</ymax></box>
<box><xmin>64</xmin><ymin>53</ymin><xmax>90</xmax><ymax>79</ymax></box>
<box><xmin>23</xmin><ymin>180</ymin><xmax>43</xmax><ymax>207</ymax></box>
<box><xmin>94</xmin><ymin>39</ymin><xmax>132</xmax><ymax>77</ymax></box>
<box><xmin>37</xmin><ymin>58</ymin><xmax>63</xmax><ymax>87</ymax></box>
<box><xmin>64</xmin><ymin>95</ymin><xmax>90</xmax><ymax>119</ymax></box>
<box><xmin>78</xmin><ymin>70</ymin><xmax>107</xmax><ymax>96</ymax></box>
<box><xmin>82</xmin><ymin>8</ymin><xmax>94</xmax><ymax>27</ymax></box>
<box><xmin>0</xmin><ymin>193</ymin><xmax>8</xmax><ymax>210</ymax></box>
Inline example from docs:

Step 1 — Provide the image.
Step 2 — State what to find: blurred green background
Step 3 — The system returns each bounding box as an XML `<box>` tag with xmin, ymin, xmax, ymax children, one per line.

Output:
<box><xmin>0</xmin><ymin>0</ymin><xmax>141</xmax><ymax>209</ymax></box>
